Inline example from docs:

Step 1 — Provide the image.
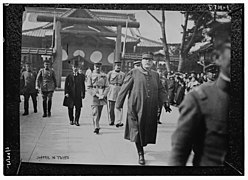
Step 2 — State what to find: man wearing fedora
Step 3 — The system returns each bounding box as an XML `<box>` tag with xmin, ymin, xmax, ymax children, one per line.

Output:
<box><xmin>169</xmin><ymin>21</ymin><xmax>231</xmax><ymax>166</ymax></box>
<box><xmin>36</xmin><ymin>59</ymin><xmax>57</xmax><ymax>118</ymax></box>
<box><xmin>107</xmin><ymin>60</ymin><xmax>125</xmax><ymax>127</ymax></box>
<box><xmin>20</xmin><ymin>62</ymin><xmax>38</xmax><ymax>115</ymax></box>
<box><xmin>87</xmin><ymin>62</ymin><xmax>109</xmax><ymax>134</ymax></box>
<box><xmin>116</xmin><ymin>52</ymin><xmax>171</xmax><ymax>165</ymax></box>
<box><xmin>63</xmin><ymin>60</ymin><xmax>85</xmax><ymax>126</ymax></box>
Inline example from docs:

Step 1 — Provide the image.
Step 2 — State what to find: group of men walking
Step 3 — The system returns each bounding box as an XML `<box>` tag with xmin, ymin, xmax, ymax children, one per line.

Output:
<box><xmin>20</xmin><ymin>59</ymin><xmax>57</xmax><ymax>117</ymax></box>
<box><xmin>20</xmin><ymin>21</ymin><xmax>231</xmax><ymax>167</ymax></box>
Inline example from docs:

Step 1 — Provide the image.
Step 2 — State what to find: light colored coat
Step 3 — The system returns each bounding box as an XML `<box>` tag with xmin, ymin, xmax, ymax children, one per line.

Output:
<box><xmin>107</xmin><ymin>70</ymin><xmax>125</xmax><ymax>101</ymax></box>
<box><xmin>87</xmin><ymin>70</ymin><xmax>109</xmax><ymax>106</ymax></box>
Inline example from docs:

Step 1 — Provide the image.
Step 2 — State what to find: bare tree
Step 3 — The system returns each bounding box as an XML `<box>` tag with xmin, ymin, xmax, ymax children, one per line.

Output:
<box><xmin>147</xmin><ymin>10</ymin><xmax>171</xmax><ymax>72</ymax></box>
<box><xmin>178</xmin><ymin>11</ymin><xmax>212</xmax><ymax>72</ymax></box>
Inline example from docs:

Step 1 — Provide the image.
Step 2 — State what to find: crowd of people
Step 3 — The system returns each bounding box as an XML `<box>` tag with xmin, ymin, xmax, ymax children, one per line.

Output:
<box><xmin>157</xmin><ymin>64</ymin><xmax>219</xmax><ymax>108</ymax></box>
<box><xmin>20</xmin><ymin>21</ymin><xmax>230</xmax><ymax>167</ymax></box>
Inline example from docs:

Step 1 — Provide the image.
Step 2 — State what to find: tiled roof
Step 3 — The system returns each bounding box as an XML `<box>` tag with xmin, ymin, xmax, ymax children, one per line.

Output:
<box><xmin>137</xmin><ymin>35</ymin><xmax>163</xmax><ymax>47</ymax></box>
<box><xmin>86</xmin><ymin>9</ymin><xmax>140</xmax><ymax>43</ymax></box>
<box><xmin>23</xmin><ymin>28</ymin><xmax>53</xmax><ymax>37</ymax></box>
<box><xmin>22</xmin><ymin>47</ymin><xmax>53</xmax><ymax>55</ymax></box>
<box><xmin>22</xmin><ymin>8</ymin><xmax>160</xmax><ymax>47</ymax></box>
<box><xmin>122</xmin><ymin>53</ymin><xmax>142</xmax><ymax>60</ymax></box>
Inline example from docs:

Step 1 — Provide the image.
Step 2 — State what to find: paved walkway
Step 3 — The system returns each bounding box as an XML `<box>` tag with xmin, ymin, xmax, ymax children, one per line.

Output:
<box><xmin>20</xmin><ymin>91</ymin><xmax>181</xmax><ymax>166</ymax></box>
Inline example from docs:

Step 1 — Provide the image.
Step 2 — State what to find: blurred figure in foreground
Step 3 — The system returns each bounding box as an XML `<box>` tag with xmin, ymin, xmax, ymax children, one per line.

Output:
<box><xmin>169</xmin><ymin>21</ymin><xmax>231</xmax><ymax>166</ymax></box>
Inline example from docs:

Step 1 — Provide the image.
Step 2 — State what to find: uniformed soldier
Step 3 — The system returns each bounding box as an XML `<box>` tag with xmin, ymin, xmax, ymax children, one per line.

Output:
<box><xmin>133</xmin><ymin>60</ymin><xmax>141</xmax><ymax>68</ymax></box>
<box><xmin>107</xmin><ymin>60</ymin><xmax>125</xmax><ymax>127</ymax></box>
<box><xmin>36</xmin><ymin>59</ymin><xmax>57</xmax><ymax>117</ymax></box>
<box><xmin>168</xmin><ymin>21</ymin><xmax>231</xmax><ymax>166</ymax></box>
<box><xmin>204</xmin><ymin>63</ymin><xmax>219</xmax><ymax>82</ymax></box>
<box><xmin>87</xmin><ymin>62</ymin><xmax>109</xmax><ymax>134</ymax></box>
<box><xmin>20</xmin><ymin>62</ymin><xmax>38</xmax><ymax>115</ymax></box>
<box><xmin>157</xmin><ymin>67</ymin><xmax>171</xmax><ymax>124</ymax></box>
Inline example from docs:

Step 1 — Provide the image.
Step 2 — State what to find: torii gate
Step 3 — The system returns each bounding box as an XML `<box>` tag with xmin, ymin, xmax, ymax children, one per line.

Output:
<box><xmin>37</xmin><ymin>15</ymin><xmax>140</xmax><ymax>88</ymax></box>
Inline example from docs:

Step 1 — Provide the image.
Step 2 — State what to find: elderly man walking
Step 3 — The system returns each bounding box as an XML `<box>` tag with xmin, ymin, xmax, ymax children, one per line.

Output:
<box><xmin>116</xmin><ymin>53</ymin><xmax>171</xmax><ymax>165</ymax></box>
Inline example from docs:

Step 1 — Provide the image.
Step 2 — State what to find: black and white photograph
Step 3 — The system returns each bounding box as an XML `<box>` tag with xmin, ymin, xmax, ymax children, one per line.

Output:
<box><xmin>3</xmin><ymin>3</ymin><xmax>244</xmax><ymax>176</ymax></box>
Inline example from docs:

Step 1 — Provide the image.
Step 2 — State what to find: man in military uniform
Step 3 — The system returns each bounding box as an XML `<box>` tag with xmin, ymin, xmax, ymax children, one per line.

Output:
<box><xmin>87</xmin><ymin>62</ymin><xmax>109</xmax><ymax>134</ymax></box>
<box><xmin>204</xmin><ymin>64</ymin><xmax>219</xmax><ymax>82</ymax></box>
<box><xmin>156</xmin><ymin>67</ymin><xmax>170</xmax><ymax>124</ymax></box>
<box><xmin>63</xmin><ymin>60</ymin><xmax>85</xmax><ymax>126</ymax></box>
<box><xmin>107</xmin><ymin>61</ymin><xmax>125</xmax><ymax>127</ymax></box>
<box><xmin>116</xmin><ymin>53</ymin><xmax>171</xmax><ymax>165</ymax></box>
<box><xmin>168</xmin><ymin>21</ymin><xmax>231</xmax><ymax>166</ymax></box>
<box><xmin>20</xmin><ymin>62</ymin><xmax>38</xmax><ymax>115</ymax></box>
<box><xmin>36</xmin><ymin>59</ymin><xmax>57</xmax><ymax>117</ymax></box>
<box><xmin>133</xmin><ymin>60</ymin><xmax>141</xmax><ymax>68</ymax></box>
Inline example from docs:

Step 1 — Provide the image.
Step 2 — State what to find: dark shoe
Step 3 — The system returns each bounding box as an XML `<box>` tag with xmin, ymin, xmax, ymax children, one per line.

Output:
<box><xmin>157</xmin><ymin>121</ymin><xmax>162</xmax><ymax>124</ymax></box>
<box><xmin>94</xmin><ymin>128</ymin><xmax>99</xmax><ymax>134</ymax></box>
<box><xmin>138</xmin><ymin>152</ymin><xmax>145</xmax><ymax>165</ymax></box>
<box><xmin>70</xmin><ymin>121</ymin><xmax>74</xmax><ymax>125</ymax></box>
<box><xmin>42</xmin><ymin>114</ymin><xmax>47</xmax><ymax>118</ymax></box>
<box><xmin>34</xmin><ymin>109</ymin><xmax>37</xmax><ymax>113</ymax></box>
<box><xmin>75</xmin><ymin>122</ymin><xmax>80</xmax><ymax>126</ymax></box>
<box><xmin>116</xmin><ymin>123</ymin><xmax>124</xmax><ymax>127</ymax></box>
<box><xmin>22</xmin><ymin>112</ymin><xmax>29</xmax><ymax>116</ymax></box>
<box><xmin>48</xmin><ymin>112</ymin><xmax>51</xmax><ymax>117</ymax></box>
<box><xmin>109</xmin><ymin>122</ymin><xmax>114</xmax><ymax>126</ymax></box>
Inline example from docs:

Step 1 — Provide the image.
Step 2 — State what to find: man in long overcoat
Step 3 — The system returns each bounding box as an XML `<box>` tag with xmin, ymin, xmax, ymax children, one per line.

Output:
<box><xmin>63</xmin><ymin>61</ymin><xmax>85</xmax><ymax>126</ymax></box>
<box><xmin>116</xmin><ymin>53</ymin><xmax>170</xmax><ymax>165</ymax></box>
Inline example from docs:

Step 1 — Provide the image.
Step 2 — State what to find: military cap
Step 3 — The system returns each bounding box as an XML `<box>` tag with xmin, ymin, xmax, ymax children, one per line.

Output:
<box><xmin>24</xmin><ymin>61</ymin><xmax>31</xmax><ymax>65</ymax></box>
<box><xmin>157</xmin><ymin>66</ymin><xmax>163</xmax><ymax>70</ymax></box>
<box><xmin>133</xmin><ymin>60</ymin><xmax>141</xmax><ymax>65</ymax></box>
<box><xmin>175</xmin><ymin>72</ymin><xmax>183</xmax><ymax>76</ymax></box>
<box><xmin>43</xmin><ymin>59</ymin><xmax>51</xmax><ymax>63</ymax></box>
<box><xmin>114</xmin><ymin>60</ymin><xmax>122</xmax><ymax>64</ymax></box>
<box><xmin>94</xmin><ymin>62</ymin><xmax>102</xmax><ymax>66</ymax></box>
<box><xmin>68</xmin><ymin>60</ymin><xmax>80</xmax><ymax>67</ymax></box>
<box><xmin>204</xmin><ymin>64</ymin><xmax>219</xmax><ymax>73</ymax></box>
<box><xmin>142</xmin><ymin>53</ymin><xmax>153</xmax><ymax>59</ymax></box>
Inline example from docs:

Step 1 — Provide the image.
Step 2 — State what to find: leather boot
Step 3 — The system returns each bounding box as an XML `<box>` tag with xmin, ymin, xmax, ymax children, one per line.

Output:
<box><xmin>138</xmin><ymin>152</ymin><xmax>145</xmax><ymax>165</ymax></box>
<box><xmin>75</xmin><ymin>108</ymin><xmax>81</xmax><ymax>126</ymax></box>
<box><xmin>42</xmin><ymin>100</ymin><xmax>47</xmax><ymax>117</ymax></box>
<box><xmin>48</xmin><ymin>100</ymin><xmax>52</xmax><ymax>117</ymax></box>
<box><xmin>68</xmin><ymin>108</ymin><xmax>74</xmax><ymax>125</ymax></box>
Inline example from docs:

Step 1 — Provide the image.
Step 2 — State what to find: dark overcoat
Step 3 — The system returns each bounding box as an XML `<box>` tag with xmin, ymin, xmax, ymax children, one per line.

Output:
<box><xmin>63</xmin><ymin>73</ymin><xmax>85</xmax><ymax>108</ymax></box>
<box><xmin>115</xmin><ymin>67</ymin><xmax>168</xmax><ymax>147</ymax></box>
<box><xmin>167</xmin><ymin>78</ymin><xmax>175</xmax><ymax>103</ymax></box>
<box><xmin>174</xmin><ymin>85</ymin><xmax>185</xmax><ymax>105</ymax></box>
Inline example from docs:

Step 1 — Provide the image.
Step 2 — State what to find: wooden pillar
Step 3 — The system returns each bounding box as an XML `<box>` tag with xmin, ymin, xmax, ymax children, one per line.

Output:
<box><xmin>53</xmin><ymin>21</ymin><xmax>62</xmax><ymax>88</ymax></box>
<box><xmin>115</xmin><ymin>25</ymin><xmax>122</xmax><ymax>62</ymax></box>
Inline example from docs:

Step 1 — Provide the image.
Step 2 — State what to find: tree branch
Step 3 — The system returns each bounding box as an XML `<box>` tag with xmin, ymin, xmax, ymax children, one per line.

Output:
<box><xmin>147</xmin><ymin>10</ymin><xmax>161</xmax><ymax>25</ymax></box>
<box><xmin>180</xmin><ymin>12</ymin><xmax>189</xmax><ymax>55</ymax></box>
<box><xmin>183</xmin><ymin>12</ymin><xmax>206</xmax><ymax>55</ymax></box>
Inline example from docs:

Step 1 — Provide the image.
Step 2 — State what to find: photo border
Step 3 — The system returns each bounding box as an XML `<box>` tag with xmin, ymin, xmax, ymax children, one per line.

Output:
<box><xmin>3</xmin><ymin>3</ymin><xmax>244</xmax><ymax>175</ymax></box>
